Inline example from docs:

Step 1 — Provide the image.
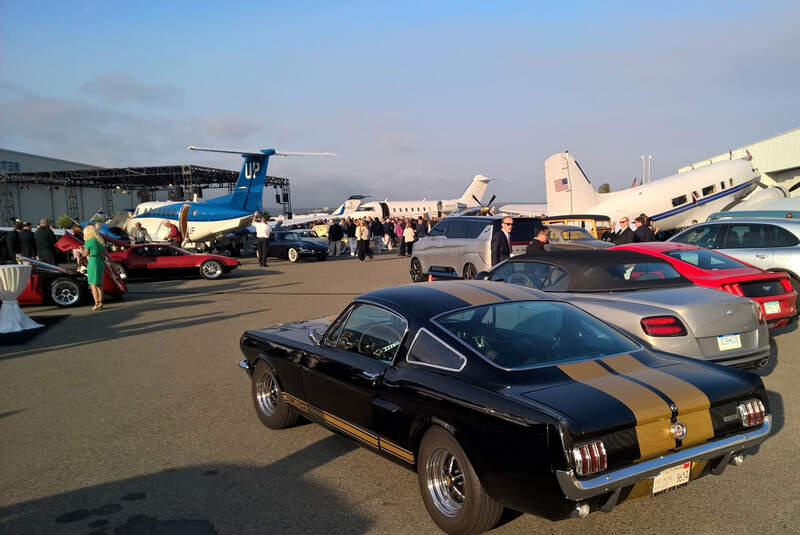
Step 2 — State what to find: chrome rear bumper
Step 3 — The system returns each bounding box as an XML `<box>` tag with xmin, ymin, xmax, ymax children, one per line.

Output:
<box><xmin>556</xmin><ymin>415</ymin><xmax>772</xmax><ymax>501</ymax></box>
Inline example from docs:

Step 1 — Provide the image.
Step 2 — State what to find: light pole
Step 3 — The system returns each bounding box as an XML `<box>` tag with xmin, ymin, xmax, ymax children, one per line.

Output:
<box><xmin>641</xmin><ymin>155</ymin><xmax>645</xmax><ymax>185</ymax></box>
<box><xmin>648</xmin><ymin>155</ymin><xmax>652</xmax><ymax>183</ymax></box>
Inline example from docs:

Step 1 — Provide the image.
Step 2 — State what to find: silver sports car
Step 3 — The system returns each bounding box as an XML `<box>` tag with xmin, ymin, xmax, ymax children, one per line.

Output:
<box><xmin>476</xmin><ymin>250</ymin><xmax>770</xmax><ymax>367</ymax></box>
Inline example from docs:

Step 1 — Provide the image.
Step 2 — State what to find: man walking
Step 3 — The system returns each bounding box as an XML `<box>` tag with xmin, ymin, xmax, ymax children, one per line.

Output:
<box><xmin>491</xmin><ymin>217</ymin><xmax>514</xmax><ymax>266</ymax></box>
<box><xmin>252</xmin><ymin>212</ymin><xmax>271</xmax><ymax>267</ymax></box>
<box><xmin>328</xmin><ymin>219</ymin><xmax>343</xmax><ymax>256</ymax></box>
<box><xmin>34</xmin><ymin>218</ymin><xmax>58</xmax><ymax>265</ymax></box>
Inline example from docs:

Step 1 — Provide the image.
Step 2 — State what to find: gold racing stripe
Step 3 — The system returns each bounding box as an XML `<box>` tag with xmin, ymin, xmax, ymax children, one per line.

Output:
<box><xmin>558</xmin><ymin>360</ymin><xmax>674</xmax><ymax>459</ymax></box>
<box><xmin>433</xmin><ymin>281</ymin><xmax>506</xmax><ymax>306</ymax></box>
<box><xmin>602</xmin><ymin>354</ymin><xmax>714</xmax><ymax>447</ymax></box>
<box><xmin>281</xmin><ymin>393</ymin><xmax>414</xmax><ymax>463</ymax></box>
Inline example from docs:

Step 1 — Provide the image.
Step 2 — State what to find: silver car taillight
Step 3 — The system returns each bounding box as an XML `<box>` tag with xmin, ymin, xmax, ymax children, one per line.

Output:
<box><xmin>738</xmin><ymin>399</ymin><xmax>766</xmax><ymax>427</ymax></box>
<box><xmin>572</xmin><ymin>441</ymin><xmax>607</xmax><ymax>476</ymax></box>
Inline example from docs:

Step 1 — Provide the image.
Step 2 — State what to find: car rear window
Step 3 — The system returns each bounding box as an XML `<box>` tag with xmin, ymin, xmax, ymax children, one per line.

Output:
<box><xmin>604</xmin><ymin>262</ymin><xmax>682</xmax><ymax>281</ymax></box>
<box><xmin>663</xmin><ymin>248</ymin><xmax>744</xmax><ymax>270</ymax></box>
<box><xmin>435</xmin><ymin>301</ymin><xmax>638</xmax><ymax>369</ymax></box>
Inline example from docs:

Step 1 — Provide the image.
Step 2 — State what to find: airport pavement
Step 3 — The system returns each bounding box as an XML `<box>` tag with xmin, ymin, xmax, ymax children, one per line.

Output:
<box><xmin>0</xmin><ymin>254</ymin><xmax>797</xmax><ymax>534</ymax></box>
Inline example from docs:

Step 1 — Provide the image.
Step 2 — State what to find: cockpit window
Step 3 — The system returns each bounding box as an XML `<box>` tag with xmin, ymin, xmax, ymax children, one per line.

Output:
<box><xmin>435</xmin><ymin>301</ymin><xmax>637</xmax><ymax>369</ymax></box>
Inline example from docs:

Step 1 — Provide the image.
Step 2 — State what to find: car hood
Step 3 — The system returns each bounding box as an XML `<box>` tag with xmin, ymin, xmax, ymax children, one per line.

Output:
<box><xmin>510</xmin><ymin>350</ymin><xmax>763</xmax><ymax>441</ymax></box>
<box><xmin>246</xmin><ymin>317</ymin><xmax>333</xmax><ymax>347</ymax></box>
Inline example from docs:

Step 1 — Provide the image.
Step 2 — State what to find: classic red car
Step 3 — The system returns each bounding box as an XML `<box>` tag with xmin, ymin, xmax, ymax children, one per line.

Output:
<box><xmin>614</xmin><ymin>242</ymin><xmax>797</xmax><ymax>328</ymax></box>
<box><xmin>10</xmin><ymin>256</ymin><xmax>127</xmax><ymax>307</ymax></box>
<box><xmin>108</xmin><ymin>243</ymin><xmax>240</xmax><ymax>280</ymax></box>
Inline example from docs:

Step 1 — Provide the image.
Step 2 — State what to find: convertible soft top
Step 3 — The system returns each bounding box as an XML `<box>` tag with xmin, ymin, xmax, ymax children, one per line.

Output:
<box><xmin>509</xmin><ymin>250</ymin><xmax>694</xmax><ymax>292</ymax></box>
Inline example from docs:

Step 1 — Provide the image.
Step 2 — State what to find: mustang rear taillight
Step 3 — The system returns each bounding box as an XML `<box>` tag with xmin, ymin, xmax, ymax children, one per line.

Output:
<box><xmin>640</xmin><ymin>315</ymin><xmax>687</xmax><ymax>337</ymax></box>
<box><xmin>738</xmin><ymin>399</ymin><xmax>766</xmax><ymax>427</ymax></box>
<box><xmin>780</xmin><ymin>278</ymin><xmax>793</xmax><ymax>292</ymax></box>
<box><xmin>572</xmin><ymin>441</ymin><xmax>607</xmax><ymax>476</ymax></box>
<box><xmin>719</xmin><ymin>283</ymin><xmax>744</xmax><ymax>296</ymax></box>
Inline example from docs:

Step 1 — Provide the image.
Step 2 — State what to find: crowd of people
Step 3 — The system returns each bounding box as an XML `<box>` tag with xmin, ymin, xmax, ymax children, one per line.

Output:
<box><xmin>0</xmin><ymin>218</ymin><xmax>59</xmax><ymax>265</ymax></box>
<box><xmin>602</xmin><ymin>214</ymin><xmax>662</xmax><ymax>244</ymax></box>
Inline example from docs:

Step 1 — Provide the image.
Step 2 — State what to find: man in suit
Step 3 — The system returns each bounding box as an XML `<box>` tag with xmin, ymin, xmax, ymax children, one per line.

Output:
<box><xmin>19</xmin><ymin>221</ymin><xmax>36</xmax><ymax>258</ymax></box>
<box><xmin>491</xmin><ymin>217</ymin><xmax>514</xmax><ymax>266</ymax></box>
<box><xmin>35</xmin><ymin>218</ymin><xmax>58</xmax><ymax>265</ymax></box>
<box><xmin>613</xmin><ymin>217</ymin><xmax>635</xmax><ymax>245</ymax></box>
<box><xmin>634</xmin><ymin>215</ymin><xmax>656</xmax><ymax>242</ymax></box>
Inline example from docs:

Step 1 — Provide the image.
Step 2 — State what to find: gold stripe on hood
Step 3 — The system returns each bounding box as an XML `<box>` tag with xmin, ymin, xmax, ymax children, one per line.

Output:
<box><xmin>558</xmin><ymin>360</ymin><xmax>675</xmax><ymax>459</ymax></box>
<box><xmin>602</xmin><ymin>354</ymin><xmax>714</xmax><ymax>447</ymax></box>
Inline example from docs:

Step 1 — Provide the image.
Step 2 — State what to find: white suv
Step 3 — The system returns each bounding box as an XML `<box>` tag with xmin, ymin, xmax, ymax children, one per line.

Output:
<box><xmin>410</xmin><ymin>216</ymin><xmax>543</xmax><ymax>282</ymax></box>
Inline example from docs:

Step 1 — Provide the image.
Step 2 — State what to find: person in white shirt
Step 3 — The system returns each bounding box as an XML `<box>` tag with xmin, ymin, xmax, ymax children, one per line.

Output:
<box><xmin>252</xmin><ymin>212</ymin><xmax>271</xmax><ymax>267</ymax></box>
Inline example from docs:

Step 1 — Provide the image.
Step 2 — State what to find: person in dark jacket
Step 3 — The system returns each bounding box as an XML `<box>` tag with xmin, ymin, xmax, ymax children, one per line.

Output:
<box><xmin>19</xmin><ymin>221</ymin><xmax>37</xmax><ymax>258</ymax></box>
<box><xmin>35</xmin><ymin>218</ymin><xmax>58</xmax><ymax>265</ymax></box>
<box><xmin>491</xmin><ymin>217</ymin><xmax>514</xmax><ymax>266</ymax></box>
<box><xmin>6</xmin><ymin>222</ymin><xmax>21</xmax><ymax>258</ymax></box>
<box><xmin>327</xmin><ymin>220</ymin><xmax>344</xmax><ymax>256</ymax></box>
<box><xmin>525</xmin><ymin>226</ymin><xmax>549</xmax><ymax>254</ymax></box>
<box><xmin>613</xmin><ymin>217</ymin><xmax>635</xmax><ymax>245</ymax></box>
<box><xmin>633</xmin><ymin>215</ymin><xmax>655</xmax><ymax>242</ymax></box>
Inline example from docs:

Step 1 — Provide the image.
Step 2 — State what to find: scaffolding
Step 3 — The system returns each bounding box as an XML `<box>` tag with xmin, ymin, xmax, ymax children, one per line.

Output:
<box><xmin>4</xmin><ymin>165</ymin><xmax>293</xmax><ymax>219</ymax></box>
<box><xmin>0</xmin><ymin>174</ymin><xmax>15</xmax><ymax>225</ymax></box>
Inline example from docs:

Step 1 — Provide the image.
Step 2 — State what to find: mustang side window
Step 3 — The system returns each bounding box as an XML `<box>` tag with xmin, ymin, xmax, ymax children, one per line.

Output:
<box><xmin>406</xmin><ymin>329</ymin><xmax>466</xmax><ymax>371</ymax></box>
<box><xmin>335</xmin><ymin>304</ymin><xmax>407</xmax><ymax>361</ymax></box>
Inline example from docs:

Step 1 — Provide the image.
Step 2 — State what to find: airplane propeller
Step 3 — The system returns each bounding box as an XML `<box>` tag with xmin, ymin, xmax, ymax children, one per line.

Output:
<box><xmin>472</xmin><ymin>194</ymin><xmax>497</xmax><ymax>215</ymax></box>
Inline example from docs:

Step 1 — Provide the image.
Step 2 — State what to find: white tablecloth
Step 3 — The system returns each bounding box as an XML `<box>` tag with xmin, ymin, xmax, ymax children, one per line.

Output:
<box><xmin>0</xmin><ymin>264</ymin><xmax>44</xmax><ymax>333</ymax></box>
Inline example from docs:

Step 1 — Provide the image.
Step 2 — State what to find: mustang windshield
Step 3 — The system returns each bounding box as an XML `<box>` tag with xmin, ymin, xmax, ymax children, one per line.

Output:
<box><xmin>436</xmin><ymin>301</ymin><xmax>638</xmax><ymax>369</ymax></box>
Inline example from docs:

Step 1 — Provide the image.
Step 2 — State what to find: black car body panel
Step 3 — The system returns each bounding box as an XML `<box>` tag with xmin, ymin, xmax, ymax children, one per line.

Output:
<box><xmin>268</xmin><ymin>231</ymin><xmax>329</xmax><ymax>259</ymax></box>
<box><xmin>239</xmin><ymin>280</ymin><xmax>771</xmax><ymax>522</ymax></box>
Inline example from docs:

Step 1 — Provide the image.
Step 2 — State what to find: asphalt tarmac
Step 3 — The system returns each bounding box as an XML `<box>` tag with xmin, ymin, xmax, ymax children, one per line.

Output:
<box><xmin>0</xmin><ymin>254</ymin><xmax>797</xmax><ymax>535</ymax></box>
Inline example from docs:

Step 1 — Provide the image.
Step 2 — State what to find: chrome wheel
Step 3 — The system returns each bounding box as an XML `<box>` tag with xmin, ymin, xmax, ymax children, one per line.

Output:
<box><xmin>255</xmin><ymin>371</ymin><xmax>279</xmax><ymax>417</ymax></box>
<box><xmin>462</xmin><ymin>263</ymin><xmax>476</xmax><ymax>280</ymax></box>
<box><xmin>288</xmin><ymin>248</ymin><xmax>299</xmax><ymax>262</ymax></box>
<box><xmin>200</xmin><ymin>260</ymin><xmax>223</xmax><ymax>280</ymax></box>
<box><xmin>426</xmin><ymin>446</ymin><xmax>466</xmax><ymax>517</ymax></box>
<box><xmin>410</xmin><ymin>258</ymin><xmax>424</xmax><ymax>282</ymax></box>
<box><xmin>50</xmin><ymin>278</ymin><xmax>81</xmax><ymax>307</ymax></box>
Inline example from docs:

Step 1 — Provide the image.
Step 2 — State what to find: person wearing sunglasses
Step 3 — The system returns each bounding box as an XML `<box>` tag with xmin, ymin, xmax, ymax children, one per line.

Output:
<box><xmin>613</xmin><ymin>217</ymin><xmax>635</xmax><ymax>245</ymax></box>
<box><xmin>491</xmin><ymin>217</ymin><xmax>515</xmax><ymax>266</ymax></box>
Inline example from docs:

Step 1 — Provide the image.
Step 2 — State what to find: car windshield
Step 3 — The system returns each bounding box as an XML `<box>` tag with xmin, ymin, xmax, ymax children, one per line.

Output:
<box><xmin>663</xmin><ymin>248</ymin><xmax>744</xmax><ymax>270</ymax></box>
<box><xmin>435</xmin><ymin>301</ymin><xmax>638</xmax><ymax>369</ymax></box>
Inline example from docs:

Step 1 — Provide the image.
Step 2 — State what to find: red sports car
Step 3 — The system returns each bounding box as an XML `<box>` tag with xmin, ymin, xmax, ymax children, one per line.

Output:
<box><xmin>108</xmin><ymin>243</ymin><xmax>240</xmax><ymax>280</ymax></box>
<box><xmin>614</xmin><ymin>242</ymin><xmax>797</xmax><ymax>328</ymax></box>
<box><xmin>11</xmin><ymin>256</ymin><xmax>127</xmax><ymax>307</ymax></box>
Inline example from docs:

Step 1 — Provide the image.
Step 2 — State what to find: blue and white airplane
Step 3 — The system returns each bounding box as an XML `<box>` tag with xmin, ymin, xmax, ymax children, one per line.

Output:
<box><xmin>124</xmin><ymin>146</ymin><xmax>333</xmax><ymax>244</ymax></box>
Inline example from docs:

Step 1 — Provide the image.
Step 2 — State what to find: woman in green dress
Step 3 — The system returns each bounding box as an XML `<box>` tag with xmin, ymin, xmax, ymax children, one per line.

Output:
<box><xmin>82</xmin><ymin>225</ymin><xmax>105</xmax><ymax>310</ymax></box>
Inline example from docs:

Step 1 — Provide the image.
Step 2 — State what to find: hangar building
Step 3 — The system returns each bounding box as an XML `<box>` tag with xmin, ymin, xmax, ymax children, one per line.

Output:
<box><xmin>679</xmin><ymin>126</ymin><xmax>800</xmax><ymax>192</ymax></box>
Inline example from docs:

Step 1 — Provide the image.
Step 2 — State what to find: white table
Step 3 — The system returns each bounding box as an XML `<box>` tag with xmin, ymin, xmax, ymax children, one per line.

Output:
<box><xmin>0</xmin><ymin>264</ymin><xmax>44</xmax><ymax>333</ymax></box>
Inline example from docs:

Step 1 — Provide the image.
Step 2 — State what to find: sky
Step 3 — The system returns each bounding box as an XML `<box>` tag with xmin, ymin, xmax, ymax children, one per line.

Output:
<box><xmin>2</xmin><ymin>0</ymin><xmax>799</xmax><ymax>212</ymax></box>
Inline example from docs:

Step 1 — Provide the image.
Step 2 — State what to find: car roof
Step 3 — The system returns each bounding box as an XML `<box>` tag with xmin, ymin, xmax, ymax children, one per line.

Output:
<box><xmin>503</xmin><ymin>250</ymin><xmax>693</xmax><ymax>291</ymax></box>
<box><xmin>358</xmin><ymin>280</ymin><xmax>552</xmax><ymax>319</ymax></box>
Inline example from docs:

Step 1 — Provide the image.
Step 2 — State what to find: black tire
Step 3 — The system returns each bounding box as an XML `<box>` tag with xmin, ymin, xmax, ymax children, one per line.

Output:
<box><xmin>410</xmin><ymin>258</ymin><xmax>425</xmax><ymax>283</ymax></box>
<box><xmin>462</xmin><ymin>263</ymin><xmax>477</xmax><ymax>280</ymax></box>
<box><xmin>417</xmin><ymin>426</ymin><xmax>503</xmax><ymax>535</ymax></box>
<box><xmin>200</xmin><ymin>260</ymin><xmax>224</xmax><ymax>280</ymax></box>
<box><xmin>288</xmin><ymin>248</ymin><xmax>300</xmax><ymax>262</ymax></box>
<box><xmin>49</xmin><ymin>277</ymin><xmax>84</xmax><ymax>307</ymax></box>
<box><xmin>251</xmin><ymin>361</ymin><xmax>299</xmax><ymax>430</ymax></box>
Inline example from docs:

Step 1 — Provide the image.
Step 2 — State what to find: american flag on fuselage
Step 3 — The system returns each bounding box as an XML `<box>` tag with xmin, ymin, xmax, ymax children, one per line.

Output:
<box><xmin>553</xmin><ymin>177</ymin><xmax>570</xmax><ymax>192</ymax></box>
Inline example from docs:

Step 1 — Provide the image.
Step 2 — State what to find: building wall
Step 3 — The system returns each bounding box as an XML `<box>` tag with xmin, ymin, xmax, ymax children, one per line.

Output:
<box><xmin>678</xmin><ymin>127</ymin><xmax>800</xmax><ymax>190</ymax></box>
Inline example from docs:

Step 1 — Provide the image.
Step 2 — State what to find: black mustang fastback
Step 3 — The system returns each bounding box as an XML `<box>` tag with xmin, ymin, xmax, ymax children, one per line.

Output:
<box><xmin>238</xmin><ymin>280</ymin><xmax>771</xmax><ymax>535</ymax></box>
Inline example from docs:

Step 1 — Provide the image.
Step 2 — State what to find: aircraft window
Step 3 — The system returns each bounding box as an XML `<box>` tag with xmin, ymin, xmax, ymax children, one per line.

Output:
<box><xmin>671</xmin><ymin>195</ymin><xmax>687</xmax><ymax>207</ymax></box>
<box><xmin>674</xmin><ymin>224</ymin><xmax>721</xmax><ymax>248</ymax></box>
<box><xmin>720</xmin><ymin>181</ymin><xmax>726</xmax><ymax>190</ymax></box>
<box><xmin>429</xmin><ymin>221</ymin><xmax>448</xmax><ymax>236</ymax></box>
<box><xmin>445</xmin><ymin>220</ymin><xmax>468</xmax><ymax>239</ymax></box>
<box><xmin>729</xmin><ymin>178</ymin><xmax>734</xmax><ymax>186</ymax></box>
<box><xmin>335</xmin><ymin>304</ymin><xmax>407</xmax><ymax>361</ymax></box>
<box><xmin>465</xmin><ymin>221</ymin><xmax>490</xmax><ymax>239</ymax></box>
<box><xmin>702</xmin><ymin>185</ymin><xmax>716</xmax><ymax>196</ymax></box>
<box><xmin>406</xmin><ymin>329</ymin><xmax>466</xmax><ymax>371</ymax></box>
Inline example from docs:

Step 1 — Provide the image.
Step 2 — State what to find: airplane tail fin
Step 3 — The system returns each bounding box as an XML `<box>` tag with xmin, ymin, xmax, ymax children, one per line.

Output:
<box><xmin>544</xmin><ymin>152</ymin><xmax>599</xmax><ymax>214</ymax></box>
<box><xmin>458</xmin><ymin>175</ymin><xmax>491</xmax><ymax>205</ymax></box>
<box><xmin>189</xmin><ymin>147</ymin><xmax>333</xmax><ymax>213</ymax></box>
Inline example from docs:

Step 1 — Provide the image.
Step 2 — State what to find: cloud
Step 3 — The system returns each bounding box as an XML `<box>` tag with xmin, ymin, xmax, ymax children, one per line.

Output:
<box><xmin>81</xmin><ymin>72</ymin><xmax>184</xmax><ymax>105</ymax></box>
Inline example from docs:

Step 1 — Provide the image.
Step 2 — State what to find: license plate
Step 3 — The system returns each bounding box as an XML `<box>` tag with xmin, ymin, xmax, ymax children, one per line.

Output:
<box><xmin>764</xmin><ymin>301</ymin><xmax>781</xmax><ymax>315</ymax></box>
<box><xmin>652</xmin><ymin>462</ymin><xmax>691</xmax><ymax>496</ymax></box>
<box><xmin>717</xmin><ymin>333</ymin><xmax>742</xmax><ymax>351</ymax></box>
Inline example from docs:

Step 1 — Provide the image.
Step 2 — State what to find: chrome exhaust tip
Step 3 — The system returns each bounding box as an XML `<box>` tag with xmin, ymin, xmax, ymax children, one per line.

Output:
<box><xmin>730</xmin><ymin>453</ymin><xmax>745</xmax><ymax>466</ymax></box>
<box><xmin>572</xmin><ymin>502</ymin><xmax>590</xmax><ymax>518</ymax></box>
<box><xmin>755</xmin><ymin>358</ymin><xmax>769</xmax><ymax>369</ymax></box>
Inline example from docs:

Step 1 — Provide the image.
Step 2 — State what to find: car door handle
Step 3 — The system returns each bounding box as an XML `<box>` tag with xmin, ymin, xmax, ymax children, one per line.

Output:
<box><xmin>362</xmin><ymin>370</ymin><xmax>382</xmax><ymax>379</ymax></box>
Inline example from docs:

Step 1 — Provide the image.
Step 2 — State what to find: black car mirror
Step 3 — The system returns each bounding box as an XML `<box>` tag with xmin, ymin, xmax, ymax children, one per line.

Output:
<box><xmin>475</xmin><ymin>271</ymin><xmax>489</xmax><ymax>280</ymax></box>
<box><xmin>308</xmin><ymin>328</ymin><xmax>323</xmax><ymax>345</ymax></box>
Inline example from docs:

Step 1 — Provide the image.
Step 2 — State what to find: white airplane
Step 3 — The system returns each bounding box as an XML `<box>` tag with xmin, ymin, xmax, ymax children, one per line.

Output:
<box><xmin>344</xmin><ymin>174</ymin><xmax>492</xmax><ymax>220</ymax></box>
<box><xmin>497</xmin><ymin>202</ymin><xmax>548</xmax><ymax>217</ymax></box>
<box><xmin>124</xmin><ymin>146</ymin><xmax>333</xmax><ymax>243</ymax></box>
<box><xmin>544</xmin><ymin>152</ymin><xmax>760</xmax><ymax>230</ymax></box>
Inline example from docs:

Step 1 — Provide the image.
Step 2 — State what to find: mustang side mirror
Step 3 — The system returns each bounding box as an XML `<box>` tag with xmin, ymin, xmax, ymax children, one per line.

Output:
<box><xmin>475</xmin><ymin>271</ymin><xmax>489</xmax><ymax>280</ymax></box>
<box><xmin>308</xmin><ymin>328</ymin><xmax>323</xmax><ymax>345</ymax></box>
